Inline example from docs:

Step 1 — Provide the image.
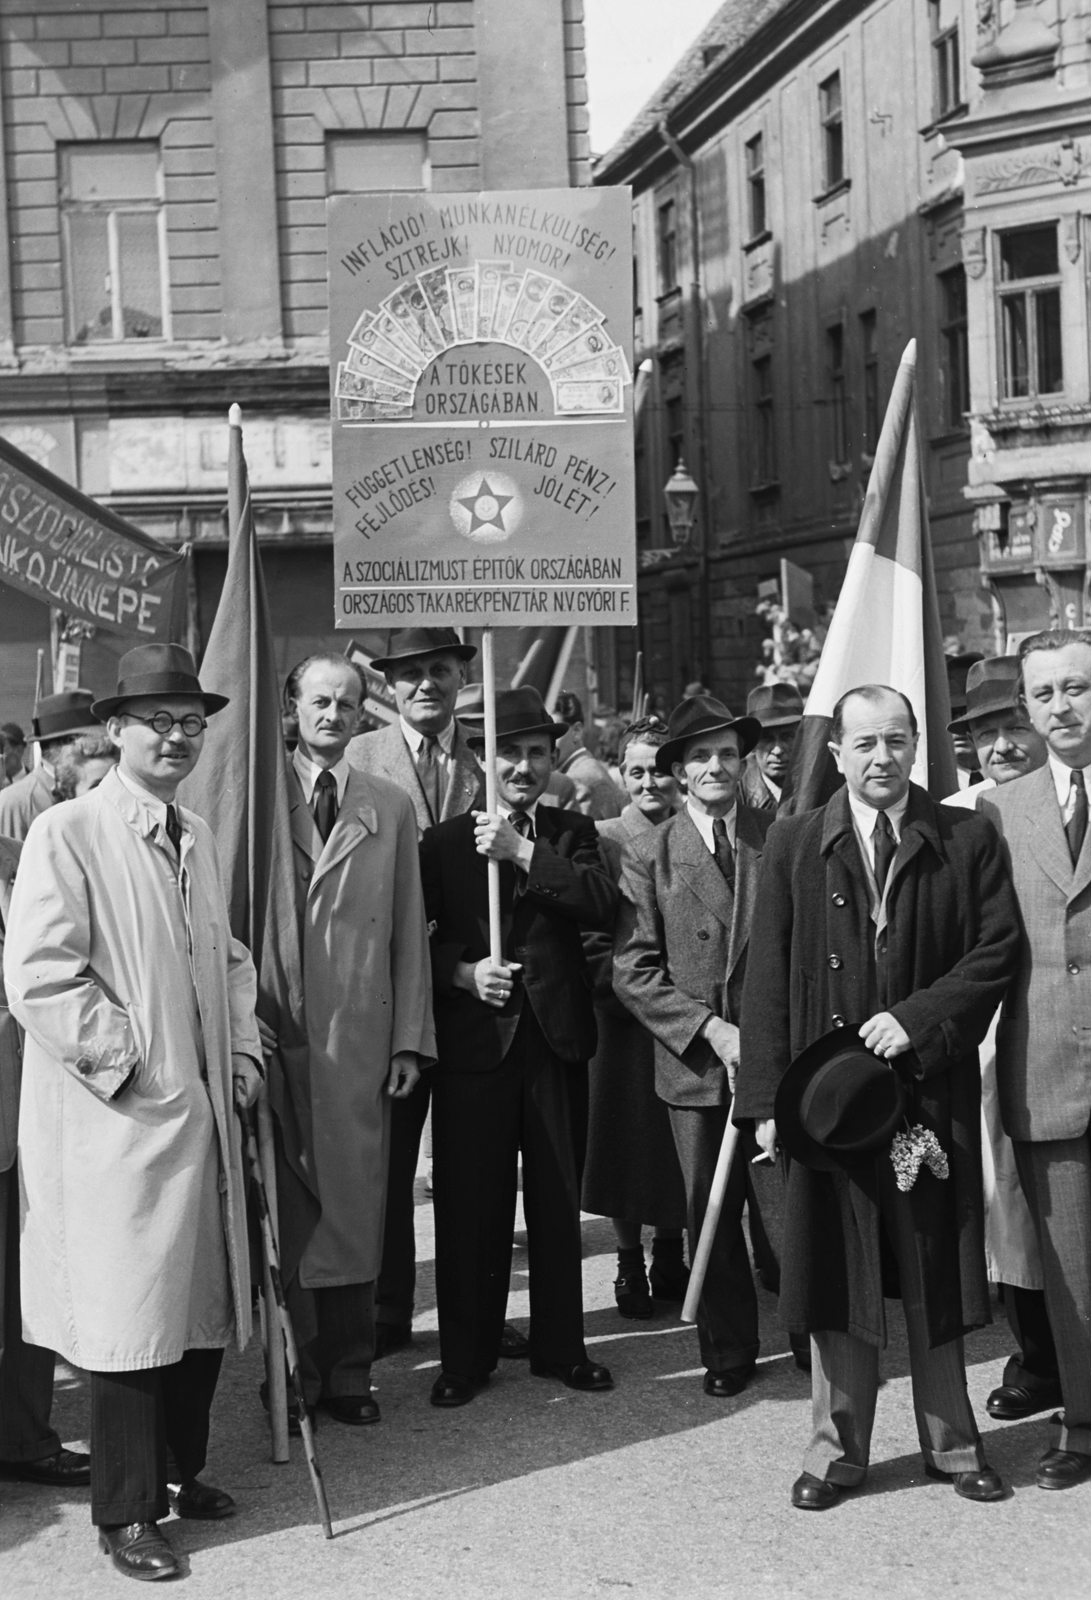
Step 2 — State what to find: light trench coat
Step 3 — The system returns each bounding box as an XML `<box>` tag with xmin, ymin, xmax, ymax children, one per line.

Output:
<box><xmin>290</xmin><ymin>767</ymin><xmax>436</xmax><ymax>1288</ymax></box>
<box><xmin>4</xmin><ymin>769</ymin><xmax>261</xmax><ymax>1371</ymax></box>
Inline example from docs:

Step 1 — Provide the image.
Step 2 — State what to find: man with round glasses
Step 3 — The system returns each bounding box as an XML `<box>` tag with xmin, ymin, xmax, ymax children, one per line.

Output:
<box><xmin>5</xmin><ymin>644</ymin><xmax>263</xmax><ymax>1581</ymax></box>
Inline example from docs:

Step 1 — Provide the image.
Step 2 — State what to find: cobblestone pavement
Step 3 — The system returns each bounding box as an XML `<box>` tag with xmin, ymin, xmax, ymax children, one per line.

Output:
<box><xmin>2</xmin><ymin>1184</ymin><xmax>1088</xmax><ymax>1600</ymax></box>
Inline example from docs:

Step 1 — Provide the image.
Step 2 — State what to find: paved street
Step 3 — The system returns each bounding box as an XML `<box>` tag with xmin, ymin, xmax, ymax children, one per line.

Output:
<box><xmin>2</xmin><ymin>1179</ymin><xmax>1089</xmax><ymax>1600</ymax></box>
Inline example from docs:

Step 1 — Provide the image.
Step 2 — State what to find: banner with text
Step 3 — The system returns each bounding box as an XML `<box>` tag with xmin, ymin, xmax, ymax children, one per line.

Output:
<box><xmin>329</xmin><ymin>187</ymin><xmax>636</xmax><ymax>629</ymax></box>
<box><xmin>0</xmin><ymin>433</ymin><xmax>187</xmax><ymax>642</ymax></box>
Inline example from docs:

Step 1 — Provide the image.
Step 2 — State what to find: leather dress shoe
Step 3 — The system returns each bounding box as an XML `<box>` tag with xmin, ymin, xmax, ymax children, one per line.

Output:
<box><xmin>431</xmin><ymin>1372</ymin><xmax>486</xmax><ymax>1407</ymax></box>
<box><xmin>500</xmin><ymin>1322</ymin><xmax>530</xmax><ymax>1359</ymax></box>
<box><xmin>375</xmin><ymin>1322</ymin><xmax>413</xmax><ymax>1359</ymax></box>
<box><xmin>168</xmin><ymin>1478</ymin><xmax>236</xmax><ymax>1520</ymax></box>
<box><xmin>530</xmin><ymin>1359</ymin><xmax>613</xmax><ymax>1391</ymax></box>
<box><xmin>0</xmin><ymin>1447</ymin><xmax>91</xmax><ymax>1486</ymax></box>
<box><xmin>323</xmin><ymin>1394</ymin><xmax>380</xmax><ymax>1426</ymax></box>
<box><xmin>924</xmin><ymin>1462</ymin><xmax>1005</xmax><ymax>1501</ymax></box>
<box><xmin>648</xmin><ymin>1256</ymin><xmax>690</xmax><ymax>1303</ymax></box>
<box><xmin>791</xmin><ymin>1472</ymin><xmax>841</xmax><ymax>1511</ymax></box>
<box><xmin>98</xmin><ymin>1522</ymin><xmax>180</xmax><ymax>1581</ymax></box>
<box><xmin>1036</xmin><ymin>1447</ymin><xmax>1091</xmax><ymax>1490</ymax></box>
<box><xmin>614</xmin><ymin>1261</ymin><xmax>654</xmax><ymax>1319</ymax></box>
<box><xmin>986</xmin><ymin>1381</ymin><xmax>1063</xmax><ymax>1421</ymax></box>
<box><xmin>703</xmin><ymin>1366</ymin><xmax>754</xmax><ymax>1398</ymax></box>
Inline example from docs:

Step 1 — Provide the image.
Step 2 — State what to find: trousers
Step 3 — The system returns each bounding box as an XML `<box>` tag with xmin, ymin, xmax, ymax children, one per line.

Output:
<box><xmin>432</xmin><ymin>1007</ymin><xmax>587</xmax><ymax>1379</ymax></box>
<box><xmin>89</xmin><ymin>1348</ymin><xmax>223</xmax><ymax>1526</ymax></box>
<box><xmin>667</xmin><ymin>1103</ymin><xmax>759</xmax><ymax>1371</ymax></box>
<box><xmin>295</xmin><ymin>1282</ymin><xmax>376</xmax><ymax>1405</ymax></box>
<box><xmin>1013</xmin><ymin>1127</ymin><xmax>1091</xmax><ymax>1454</ymax></box>
<box><xmin>804</xmin><ymin>1158</ymin><xmax>983</xmax><ymax>1484</ymax></box>
<box><xmin>375</xmin><ymin>1073</ymin><xmax>431</xmax><ymax>1331</ymax></box>
<box><xmin>0</xmin><ymin>1164</ymin><xmax>59</xmax><ymax>1463</ymax></box>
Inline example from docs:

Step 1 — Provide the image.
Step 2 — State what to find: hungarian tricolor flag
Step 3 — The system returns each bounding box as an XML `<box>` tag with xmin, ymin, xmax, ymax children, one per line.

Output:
<box><xmin>790</xmin><ymin>339</ymin><xmax>957</xmax><ymax>810</ymax></box>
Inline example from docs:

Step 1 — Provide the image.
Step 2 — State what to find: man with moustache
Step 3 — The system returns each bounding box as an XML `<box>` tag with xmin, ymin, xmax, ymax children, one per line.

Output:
<box><xmin>981</xmin><ymin>630</ymin><xmax>1091</xmax><ymax>1489</ymax></box>
<box><xmin>419</xmin><ymin>688</ymin><xmax>617</xmax><ymax>1406</ymax></box>
<box><xmin>736</xmin><ymin>684</ymin><xmax>1018</xmax><ymax>1509</ymax></box>
<box><xmin>4</xmin><ymin>644</ymin><xmax>263</xmax><ymax>1580</ymax></box>
<box><xmin>0</xmin><ymin>690</ymin><xmax>101</xmax><ymax>841</ymax></box>
<box><xmin>941</xmin><ymin>656</ymin><xmax>1059</xmax><ymax>1426</ymax></box>
<box><xmin>613</xmin><ymin>695</ymin><xmax>785</xmax><ymax>1397</ymax></box>
<box><xmin>346</xmin><ymin>629</ymin><xmax>486</xmax><ymax>1359</ymax></box>
<box><xmin>741</xmin><ymin>682</ymin><xmax>802</xmax><ymax>814</ymax></box>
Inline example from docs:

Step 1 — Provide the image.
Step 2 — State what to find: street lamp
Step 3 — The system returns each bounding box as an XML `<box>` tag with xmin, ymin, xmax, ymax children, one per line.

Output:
<box><xmin>663</xmin><ymin>458</ymin><xmax>699</xmax><ymax>547</ymax></box>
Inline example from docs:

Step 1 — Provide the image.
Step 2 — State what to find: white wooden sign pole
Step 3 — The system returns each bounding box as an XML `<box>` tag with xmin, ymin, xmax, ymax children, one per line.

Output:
<box><xmin>481</xmin><ymin>627</ymin><xmax>503</xmax><ymax>964</ymax></box>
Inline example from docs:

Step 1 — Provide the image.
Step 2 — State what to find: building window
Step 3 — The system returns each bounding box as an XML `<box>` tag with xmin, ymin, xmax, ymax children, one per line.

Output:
<box><xmin>827</xmin><ymin>322</ymin><xmax>849</xmax><ymax>464</ymax></box>
<box><xmin>939</xmin><ymin>265</ymin><xmax>969</xmax><ymax>428</ymax></box>
<box><xmin>751</xmin><ymin>353</ymin><xmax>776</xmax><ymax>485</ymax></box>
<box><xmin>998</xmin><ymin>226</ymin><xmax>1063</xmax><ymax>401</ymax></box>
<box><xmin>658</xmin><ymin>199</ymin><xmax>678</xmax><ymax>294</ymax></box>
<box><xmin>59</xmin><ymin>143</ymin><xmax>168</xmax><ymax>344</ymax></box>
<box><xmin>326</xmin><ymin>131</ymin><xmax>428</xmax><ymax>193</ymax></box>
<box><xmin>861</xmin><ymin>310</ymin><xmax>879</xmax><ymax>455</ymax></box>
<box><xmin>929</xmin><ymin>0</ymin><xmax>961</xmax><ymax>119</ymax></box>
<box><xmin>665</xmin><ymin>394</ymin><xmax>684</xmax><ymax>469</ymax></box>
<box><xmin>819</xmin><ymin>72</ymin><xmax>844</xmax><ymax>190</ymax></box>
<box><xmin>745</xmin><ymin>133</ymin><xmax>766</xmax><ymax>239</ymax></box>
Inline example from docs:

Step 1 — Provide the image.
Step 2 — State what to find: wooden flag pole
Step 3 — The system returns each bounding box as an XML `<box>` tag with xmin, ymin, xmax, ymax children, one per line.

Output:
<box><xmin>481</xmin><ymin>626</ymin><xmax>503</xmax><ymax>963</ymax></box>
<box><xmin>257</xmin><ymin>1092</ymin><xmax>290</xmax><ymax>1464</ymax></box>
<box><xmin>680</xmin><ymin>1117</ymin><xmax>740</xmax><ymax>1324</ymax></box>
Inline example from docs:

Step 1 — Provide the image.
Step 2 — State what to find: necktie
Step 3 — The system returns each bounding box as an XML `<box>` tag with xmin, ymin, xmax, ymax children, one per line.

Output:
<box><xmin>1067</xmin><ymin>769</ymin><xmax>1088</xmax><ymax>866</ymax></box>
<box><xmin>873</xmin><ymin>808</ymin><xmax>896</xmax><ymax>896</ymax></box>
<box><xmin>416</xmin><ymin>734</ymin><xmax>441</xmax><ymax>822</ymax></box>
<box><xmin>511</xmin><ymin>809</ymin><xmax>534</xmax><ymax>841</ymax></box>
<box><xmin>313</xmin><ymin>769</ymin><xmax>338</xmax><ymax>844</ymax></box>
<box><xmin>968</xmin><ymin>770</ymin><xmax>984</xmax><ymax>787</ymax></box>
<box><xmin>165</xmin><ymin>803</ymin><xmax>183</xmax><ymax>857</ymax></box>
<box><xmin>711</xmin><ymin>816</ymin><xmax>735</xmax><ymax>890</ymax></box>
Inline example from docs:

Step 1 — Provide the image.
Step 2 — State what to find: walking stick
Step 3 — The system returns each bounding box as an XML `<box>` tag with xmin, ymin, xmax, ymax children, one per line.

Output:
<box><xmin>256</xmin><ymin>1095</ymin><xmax>289</xmax><ymax>1464</ymax></box>
<box><xmin>681</xmin><ymin>1116</ymin><xmax>741</xmax><ymax>1325</ymax></box>
<box><xmin>238</xmin><ymin>1104</ymin><xmax>334</xmax><ymax>1539</ymax></box>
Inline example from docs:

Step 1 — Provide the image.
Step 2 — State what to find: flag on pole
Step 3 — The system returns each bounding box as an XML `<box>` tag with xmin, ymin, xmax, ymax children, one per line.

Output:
<box><xmin>179</xmin><ymin>406</ymin><xmax>319</xmax><ymax>1280</ymax></box>
<box><xmin>789</xmin><ymin>340</ymin><xmax>957</xmax><ymax>811</ymax></box>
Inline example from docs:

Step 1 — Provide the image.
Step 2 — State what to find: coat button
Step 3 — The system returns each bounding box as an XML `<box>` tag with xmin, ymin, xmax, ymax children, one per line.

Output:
<box><xmin>1069</xmin><ymin>962</ymin><xmax>1081</xmax><ymax>975</ymax></box>
<box><xmin>697</xmin><ymin>929</ymin><xmax>710</xmax><ymax>940</ymax></box>
<box><xmin>832</xmin><ymin>893</ymin><xmax>846</xmax><ymax>907</ymax></box>
<box><xmin>828</xmin><ymin>955</ymin><xmax>842</xmax><ymax>970</ymax></box>
<box><xmin>831</xmin><ymin>1014</ymin><xmax>845</xmax><ymax>1028</ymax></box>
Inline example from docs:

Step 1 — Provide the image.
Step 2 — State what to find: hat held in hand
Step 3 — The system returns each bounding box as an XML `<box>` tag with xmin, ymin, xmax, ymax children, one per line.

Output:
<box><xmin>774</xmin><ymin>1026</ymin><xmax>911</xmax><ymax>1172</ymax></box>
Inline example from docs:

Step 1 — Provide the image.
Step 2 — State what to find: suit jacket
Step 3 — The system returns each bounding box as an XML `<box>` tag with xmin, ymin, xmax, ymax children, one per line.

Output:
<box><xmin>740</xmin><ymin>754</ymin><xmax>791</xmax><ymax>816</ymax></box>
<box><xmin>419</xmin><ymin>805</ymin><xmax>618</xmax><ymax>1071</ymax></box>
<box><xmin>612</xmin><ymin>803</ymin><xmax>772</xmax><ymax>1108</ymax></box>
<box><xmin>982</xmin><ymin>764</ymin><xmax>1091</xmax><ymax>1142</ymax></box>
<box><xmin>345</xmin><ymin>718</ymin><xmax>480</xmax><ymax>836</ymax></box>
<box><xmin>0</xmin><ymin>837</ymin><xmax>22</xmax><ymax>1174</ymax></box>
<box><xmin>0</xmin><ymin>766</ymin><xmax>52</xmax><ymax>843</ymax></box>
<box><xmin>735</xmin><ymin>783</ymin><xmax>1019</xmax><ymax>1348</ymax></box>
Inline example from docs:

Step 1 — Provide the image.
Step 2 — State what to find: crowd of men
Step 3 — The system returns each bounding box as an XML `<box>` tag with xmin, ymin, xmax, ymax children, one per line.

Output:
<box><xmin>1</xmin><ymin>623</ymin><xmax>1090</xmax><ymax>1581</ymax></box>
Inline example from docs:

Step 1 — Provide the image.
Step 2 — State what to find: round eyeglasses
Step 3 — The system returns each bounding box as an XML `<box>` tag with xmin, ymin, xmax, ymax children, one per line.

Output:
<box><xmin>124</xmin><ymin>711</ymin><xmax>208</xmax><ymax>738</ymax></box>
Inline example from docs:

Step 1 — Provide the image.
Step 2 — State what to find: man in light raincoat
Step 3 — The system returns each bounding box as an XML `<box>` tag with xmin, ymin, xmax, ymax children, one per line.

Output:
<box><xmin>5</xmin><ymin>644</ymin><xmax>263</xmax><ymax>1583</ymax></box>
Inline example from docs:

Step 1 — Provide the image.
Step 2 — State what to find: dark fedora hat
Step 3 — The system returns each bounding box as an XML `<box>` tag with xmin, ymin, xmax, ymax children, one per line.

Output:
<box><xmin>463</xmin><ymin>685</ymin><xmax>568</xmax><ymax>745</ymax></box>
<box><xmin>945</xmin><ymin>650</ymin><xmax>984</xmax><ymax>718</ymax></box>
<box><xmin>747</xmin><ymin>681</ymin><xmax>805</xmax><ymax>729</ymax></box>
<box><xmin>29</xmin><ymin>688</ymin><xmax>101</xmax><ymax>743</ymax></box>
<box><xmin>655</xmin><ymin>695</ymin><xmax>762</xmax><ymax>774</ymax></box>
<box><xmin>371</xmin><ymin>628</ymin><xmax>477</xmax><ymax>672</ymax></box>
<box><xmin>774</xmin><ymin>1026</ymin><xmax>911</xmax><ymax>1172</ymax></box>
<box><xmin>92</xmin><ymin>644</ymin><xmax>229</xmax><ymax>719</ymax></box>
<box><xmin>455</xmin><ymin>682</ymin><xmax>485</xmax><ymax>726</ymax></box>
<box><xmin>946</xmin><ymin>655</ymin><xmax>1021</xmax><ymax>735</ymax></box>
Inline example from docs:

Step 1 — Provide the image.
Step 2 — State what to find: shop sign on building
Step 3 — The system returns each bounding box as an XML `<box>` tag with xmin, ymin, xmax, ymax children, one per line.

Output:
<box><xmin>328</xmin><ymin>187</ymin><xmax>636</xmax><ymax>628</ymax></box>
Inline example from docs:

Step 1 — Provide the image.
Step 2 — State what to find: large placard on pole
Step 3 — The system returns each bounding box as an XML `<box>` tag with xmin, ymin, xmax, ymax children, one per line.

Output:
<box><xmin>328</xmin><ymin>187</ymin><xmax>635</xmax><ymax>630</ymax></box>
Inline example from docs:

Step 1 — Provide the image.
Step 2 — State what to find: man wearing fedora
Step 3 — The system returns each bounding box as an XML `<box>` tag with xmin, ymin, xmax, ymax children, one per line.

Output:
<box><xmin>980</xmin><ymin>629</ymin><xmax>1091</xmax><ymax>1489</ymax></box>
<box><xmin>346</xmin><ymin>628</ymin><xmax>490</xmax><ymax>1359</ymax></box>
<box><xmin>0</xmin><ymin>689</ymin><xmax>101</xmax><ymax>840</ymax></box>
<box><xmin>419</xmin><ymin>687</ymin><xmax>617</xmax><ymax>1405</ymax></box>
<box><xmin>741</xmin><ymin>682</ymin><xmax>803</xmax><ymax>815</ymax></box>
<box><xmin>943</xmin><ymin>658</ymin><xmax>1060</xmax><ymax>1427</ymax></box>
<box><xmin>613</xmin><ymin>694</ymin><xmax>783</xmax><ymax>1396</ymax></box>
<box><xmin>4</xmin><ymin>644</ymin><xmax>264</xmax><ymax>1580</ymax></box>
<box><xmin>735</xmin><ymin>683</ymin><xmax>1019</xmax><ymax>1509</ymax></box>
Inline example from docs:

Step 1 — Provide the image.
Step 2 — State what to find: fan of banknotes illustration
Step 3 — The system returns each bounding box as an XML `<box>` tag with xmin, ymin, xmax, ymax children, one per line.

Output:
<box><xmin>335</xmin><ymin>261</ymin><xmax>631</xmax><ymax>422</ymax></box>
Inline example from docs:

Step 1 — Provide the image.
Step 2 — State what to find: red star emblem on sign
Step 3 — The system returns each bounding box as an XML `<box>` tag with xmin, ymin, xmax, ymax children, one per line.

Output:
<box><xmin>457</xmin><ymin>477</ymin><xmax>514</xmax><ymax>535</ymax></box>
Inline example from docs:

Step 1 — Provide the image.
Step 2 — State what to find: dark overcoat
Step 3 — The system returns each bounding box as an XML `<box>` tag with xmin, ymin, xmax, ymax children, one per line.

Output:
<box><xmin>734</xmin><ymin>783</ymin><xmax>1020</xmax><ymax>1348</ymax></box>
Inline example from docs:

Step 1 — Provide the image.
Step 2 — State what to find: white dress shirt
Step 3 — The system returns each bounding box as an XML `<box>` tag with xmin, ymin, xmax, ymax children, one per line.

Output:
<box><xmin>498</xmin><ymin>798</ymin><xmax>541</xmax><ymax>836</ymax></box>
<box><xmin>763</xmin><ymin>775</ymin><xmax>782</xmax><ymax>804</ymax></box>
<box><xmin>292</xmin><ymin>746</ymin><xmax>350</xmax><ymax>808</ymax></box>
<box><xmin>116</xmin><ymin>764</ymin><xmax>173</xmax><ymax>832</ymax></box>
<box><xmin>400</xmin><ymin>716</ymin><xmax>456</xmax><ymax>768</ymax></box>
<box><xmin>686</xmin><ymin>799</ymin><xmax>737</xmax><ymax>853</ymax></box>
<box><xmin>847</xmin><ymin>789</ymin><xmax>910</xmax><ymax>874</ymax></box>
<box><xmin>1048</xmin><ymin>753</ymin><xmax>1091</xmax><ymax>823</ymax></box>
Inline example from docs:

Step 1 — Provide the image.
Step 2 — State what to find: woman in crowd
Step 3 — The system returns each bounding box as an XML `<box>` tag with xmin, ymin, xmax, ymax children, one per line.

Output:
<box><xmin>582</xmin><ymin>716</ymin><xmax>689</xmax><ymax>1317</ymax></box>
